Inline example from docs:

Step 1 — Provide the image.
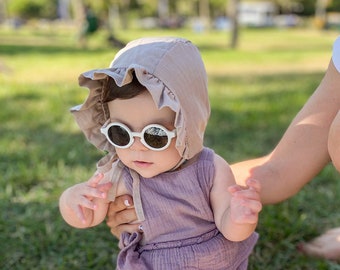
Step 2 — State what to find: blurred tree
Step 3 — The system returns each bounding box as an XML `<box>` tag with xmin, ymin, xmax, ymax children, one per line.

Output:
<box><xmin>227</xmin><ymin>0</ymin><xmax>239</xmax><ymax>49</ymax></box>
<box><xmin>315</xmin><ymin>0</ymin><xmax>327</xmax><ymax>19</ymax></box>
<box><xmin>70</xmin><ymin>0</ymin><xmax>125</xmax><ymax>47</ymax></box>
<box><xmin>0</xmin><ymin>0</ymin><xmax>7</xmax><ymax>23</ymax></box>
<box><xmin>273</xmin><ymin>0</ymin><xmax>303</xmax><ymax>13</ymax></box>
<box><xmin>315</xmin><ymin>0</ymin><xmax>331</xmax><ymax>29</ymax></box>
<box><xmin>7</xmin><ymin>0</ymin><xmax>58</xmax><ymax>20</ymax></box>
<box><xmin>199</xmin><ymin>0</ymin><xmax>210</xmax><ymax>24</ymax></box>
<box><xmin>158</xmin><ymin>0</ymin><xmax>169</xmax><ymax>21</ymax></box>
<box><xmin>327</xmin><ymin>0</ymin><xmax>340</xmax><ymax>11</ymax></box>
<box><xmin>102</xmin><ymin>0</ymin><xmax>126</xmax><ymax>47</ymax></box>
<box><xmin>71</xmin><ymin>0</ymin><xmax>85</xmax><ymax>30</ymax></box>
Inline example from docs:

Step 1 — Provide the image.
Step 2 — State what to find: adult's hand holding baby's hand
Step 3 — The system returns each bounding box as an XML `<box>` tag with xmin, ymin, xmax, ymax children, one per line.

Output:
<box><xmin>228</xmin><ymin>178</ymin><xmax>262</xmax><ymax>225</ymax></box>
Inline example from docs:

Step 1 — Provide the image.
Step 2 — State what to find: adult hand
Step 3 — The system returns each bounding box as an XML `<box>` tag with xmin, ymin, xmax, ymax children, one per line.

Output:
<box><xmin>106</xmin><ymin>194</ymin><xmax>140</xmax><ymax>238</ymax></box>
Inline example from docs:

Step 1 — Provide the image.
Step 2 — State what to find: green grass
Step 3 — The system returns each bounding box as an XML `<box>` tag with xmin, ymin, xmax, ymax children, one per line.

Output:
<box><xmin>1</xmin><ymin>25</ymin><xmax>340</xmax><ymax>269</ymax></box>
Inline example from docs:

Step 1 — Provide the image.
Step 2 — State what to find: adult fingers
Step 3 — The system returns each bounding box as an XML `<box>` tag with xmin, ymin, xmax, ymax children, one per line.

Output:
<box><xmin>107</xmin><ymin>206</ymin><xmax>138</xmax><ymax>226</ymax></box>
<box><xmin>108</xmin><ymin>194</ymin><xmax>134</xmax><ymax>213</ymax></box>
<box><xmin>106</xmin><ymin>206</ymin><xmax>139</xmax><ymax>238</ymax></box>
<box><xmin>110</xmin><ymin>223</ymin><xmax>140</xmax><ymax>237</ymax></box>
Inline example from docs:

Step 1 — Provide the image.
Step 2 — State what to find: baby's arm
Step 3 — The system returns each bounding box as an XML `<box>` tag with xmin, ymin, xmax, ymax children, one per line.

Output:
<box><xmin>210</xmin><ymin>154</ymin><xmax>262</xmax><ymax>242</ymax></box>
<box><xmin>59</xmin><ymin>173</ymin><xmax>112</xmax><ymax>228</ymax></box>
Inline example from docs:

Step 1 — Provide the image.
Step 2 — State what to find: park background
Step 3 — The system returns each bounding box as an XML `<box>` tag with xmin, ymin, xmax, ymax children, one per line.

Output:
<box><xmin>1</xmin><ymin>0</ymin><xmax>340</xmax><ymax>269</ymax></box>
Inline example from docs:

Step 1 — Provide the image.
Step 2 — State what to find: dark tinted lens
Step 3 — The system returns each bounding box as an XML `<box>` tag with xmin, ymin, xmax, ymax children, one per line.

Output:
<box><xmin>108</xmin><ymin>125</ymin><xmax>130</xmax><ymax>146</ymax></box>
<box><xmin>144</xmin><ymin>127</ymin><xmax>168</xmax><ymax>148</ymax></box>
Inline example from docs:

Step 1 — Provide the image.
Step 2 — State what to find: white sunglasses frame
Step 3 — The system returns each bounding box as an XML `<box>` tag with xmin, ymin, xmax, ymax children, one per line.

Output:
<box><xmin>100</xmin><ymin>122</ymin><xmax>176</xmax><ymax>151</ymax></box>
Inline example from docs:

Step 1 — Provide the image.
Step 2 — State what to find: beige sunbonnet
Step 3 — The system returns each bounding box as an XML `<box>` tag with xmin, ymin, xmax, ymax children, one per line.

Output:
<box><xmin>71</xmin><ymin>37</ymin><xmax>211</xmax><ymax>221</ymax></box>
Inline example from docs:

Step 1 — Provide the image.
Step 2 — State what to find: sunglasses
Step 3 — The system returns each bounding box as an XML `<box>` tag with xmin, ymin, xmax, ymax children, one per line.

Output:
<box><xmin>100</xmin><ymin>122</ymin><xmax>176</xmax><ymax>151</ymax></box>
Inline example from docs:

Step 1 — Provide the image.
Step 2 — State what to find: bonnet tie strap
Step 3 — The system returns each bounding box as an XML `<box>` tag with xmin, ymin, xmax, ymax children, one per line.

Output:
<box><xmin>106</xmin><ymin>159</ymin><xmax>124</xmax><ymax>201</ymax></box>
<box><xmin>129</xmin><ymin>169</ymin><xmax>145</xmax><ymax>222</ymax></box>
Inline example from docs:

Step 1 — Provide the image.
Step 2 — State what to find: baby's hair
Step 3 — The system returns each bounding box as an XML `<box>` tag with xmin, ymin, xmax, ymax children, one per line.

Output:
<box><xmin>102</xmin><ymin>71</ymin><xmax>147</xmax><ymax>103</ymax></box>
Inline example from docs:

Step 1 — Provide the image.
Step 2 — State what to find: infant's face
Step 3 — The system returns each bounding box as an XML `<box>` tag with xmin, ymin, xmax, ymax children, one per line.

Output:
<box><xmin>107</xmin><ymin>90</ymin><xmax>181</xmax><ymax>178</ymax></box>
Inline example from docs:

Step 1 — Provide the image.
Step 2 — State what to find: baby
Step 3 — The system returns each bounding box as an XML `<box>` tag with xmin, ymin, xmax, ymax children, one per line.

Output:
<box><xmin>59</xmin><ymin>37</ymin><xmax>262</xmax><ymax>269</ymax></box>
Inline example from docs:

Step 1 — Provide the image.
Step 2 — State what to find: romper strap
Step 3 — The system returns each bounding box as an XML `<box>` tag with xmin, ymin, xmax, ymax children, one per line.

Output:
<box><xmin>97</xmin><ymin>155</ymin><xmax>145</xmax><ymax>221</ymax></box>
<box><xmin>95</xmin><ymin>154</ymin><xmax>123</xmax><ymax>202</ymax></box>
<box><xmin>129</xmin><ymin>169</ymin><xmax>146</xmax><ymax>222</ymax></box>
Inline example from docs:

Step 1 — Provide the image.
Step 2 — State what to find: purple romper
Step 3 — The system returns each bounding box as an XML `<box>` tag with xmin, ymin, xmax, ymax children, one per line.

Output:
<box><xmin>116</xmin><ymin>148</ymin><xmax>258</xmax><ymax>269</ymax></box>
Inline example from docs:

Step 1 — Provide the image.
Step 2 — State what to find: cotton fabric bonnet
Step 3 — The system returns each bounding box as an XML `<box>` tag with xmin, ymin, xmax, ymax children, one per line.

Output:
<box><xmin>71</xmin><ymin>37</ymin><xmax>210</xmax><ymax>162</ymax></box>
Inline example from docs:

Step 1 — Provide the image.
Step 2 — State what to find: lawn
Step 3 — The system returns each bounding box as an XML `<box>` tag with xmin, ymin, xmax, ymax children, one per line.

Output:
<box><xmin>1</xmin><ymin>24</ymin><xmax>340</xmax><ymax>269</ymax></box>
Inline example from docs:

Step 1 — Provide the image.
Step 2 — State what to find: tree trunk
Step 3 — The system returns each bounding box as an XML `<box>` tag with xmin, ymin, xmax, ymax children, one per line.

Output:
<box><xmin>315</xmin><ymin>0</ymin><xmax>328</xmax><ymax>29</ymax></box>
<box><xmin>228</xmin><ymin>0</ymin><xmax>239</xmax><ymax>49</ymax></box>
<box><xmin>199</xmin><ymin>0</ymin><xmax>210</xmax><ymax>29</ymax></box>
<box><xmin>158</xmin><ymin>0</ymin><xmax>169</xmax><ymax>20</ymax></box>
<box><xmin>106</xmin><ymin>1</ymin><xmax>126</xmax><ymax>48</ymax></box>
<box><xmin>71</xmin><ymin>0</ymin><xmax>85</xmax><ymax>28</ymax></box>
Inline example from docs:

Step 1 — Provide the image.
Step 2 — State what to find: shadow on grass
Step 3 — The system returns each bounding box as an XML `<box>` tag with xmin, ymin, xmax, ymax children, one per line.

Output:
<box><xmin>205</xmin><ymin>71</ymin><xmax>322</xmax><ymax>161</ymax></box>
<box><xmin>1</xmin><ymin>67</ymin><xmax>339</xmax><ymax>269</ymax></box>
<box><xmin>0</xmin><ymin>89</ymin><xmax>103</xmax><ymax>196</ymax></box>
<box><xmin>0</xmin><ymin>43</ymin><xmax>111</xmax><ymax>56</ymax></box>
<box><xmin>0</xmin><ymin>201</ymin><xmax>119</xmax><ymax>270</ymax></box>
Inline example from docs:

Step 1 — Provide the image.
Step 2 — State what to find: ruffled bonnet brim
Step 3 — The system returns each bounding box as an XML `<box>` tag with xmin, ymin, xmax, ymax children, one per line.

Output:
<box><xmin>71</xmin><ymin>66</ymin><xmax>182</xmax><ymax>159</ymax></box>
<box><xmin>71</xmin><ymin>37</ymin><xmax>210</xmax><ymax>163</ymax></box>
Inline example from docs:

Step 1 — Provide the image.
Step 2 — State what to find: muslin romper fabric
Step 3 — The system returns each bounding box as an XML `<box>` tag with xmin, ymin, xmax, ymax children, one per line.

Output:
<box><xmin>115</xmin><ymin>148</ymin><xmax>258</xmax><ymax>270</ymax></box>
<box><xmin>71</xmin><ymin>37</ymin><xmax>259</xmax><ymax>269</ymax></box>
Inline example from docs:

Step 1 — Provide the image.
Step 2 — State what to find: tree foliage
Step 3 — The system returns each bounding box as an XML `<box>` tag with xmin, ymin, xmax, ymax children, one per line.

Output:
<box><xmin>5</xmin><ymin>0</ymin><xmax>340</xmax><ymax>22</ymax></box>
<box><xmin>7</xmin><ymin>0</ymin><xmax>58</xmax><ymax>20</ymax></box>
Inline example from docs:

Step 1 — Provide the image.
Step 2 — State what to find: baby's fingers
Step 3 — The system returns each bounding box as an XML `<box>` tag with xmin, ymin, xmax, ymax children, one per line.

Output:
<box><xmin>77</xmin><ymin>194</ymin><xmax>99</xmax><ymax>210</ymax></box>
<box><xmin>73</xmin><ymin>183</ymin><xmax>107</xmax><ymax>200</ymax></box>
<box><xmin>67</xmin><ymin>197</ymin><xmax>96</xmax><ymax>225</ymax></box>
<box><xmin>228</xmin><ymin>185</ymin><xmax>244</xmax><ymax>194</ymax></box>
<box><xmin>97</xmin><ymin>181</ymin><xmax>113</xmax><ymax>193</ymax></box>
<box><xmin>228</xmin><ymin>179</ymin><xmax>261</xmax><ymax>201</ymax></box>
<box><xmin>245</xmin><ymin>178</ymin><xmax>261</xmax><ymax>193</ymax></box>
<box><xmin>75</xmin><ymin>205</ymin><xmax>87</xmax><ymax>225</ymax></box>
<box><xmin>87</xmin><ymin>173</ymin><xmax>104</xmax><ymax>187</ymax></box>
<box><xmin>230</xmin><ymin>198</ymin><xmax>262</xmax><ymax>224</ymax></box>
<box><xmin>228</xmin><ymin>186</ymin><xmax>260</xmax><ymax>201</ymax></box>
<box><xmin>241</xmin><ymin>199</ymin><xmax>262</xmax><ymax>213</ymax></box>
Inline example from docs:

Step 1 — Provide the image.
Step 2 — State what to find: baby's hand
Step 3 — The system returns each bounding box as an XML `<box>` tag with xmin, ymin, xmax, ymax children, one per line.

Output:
<box><xmin>64</xmin><ymin>173</ymin><xmax>112</xmax><ymax>224</ymax></box>
<box><xmin>227</xmin><ymin>178</ymin><xmax>262</xmax><ymax>225</ymax></box>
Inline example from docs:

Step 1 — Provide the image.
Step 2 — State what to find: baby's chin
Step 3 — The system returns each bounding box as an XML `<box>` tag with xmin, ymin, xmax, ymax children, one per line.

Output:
<box><xmin>123</xmin><ymin>159</ymin><xmax>177</xmax><ymax>178</ymax></box>
<box><xmin>133</xmin><ymin>168</ymin><xmax>161</xmax><ymax>179</ymax></box>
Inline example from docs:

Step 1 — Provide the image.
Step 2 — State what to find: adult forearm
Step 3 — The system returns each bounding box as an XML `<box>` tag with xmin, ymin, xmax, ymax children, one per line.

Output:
<box><xmin>232</xmin><ymin>60</ymin><xmax>340</xmax><ymax>205</ymax></box>
<box><xmin>231</xmin><ymin>153</ymin><xmax>328</xmax><ymax>205</ymax></box>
